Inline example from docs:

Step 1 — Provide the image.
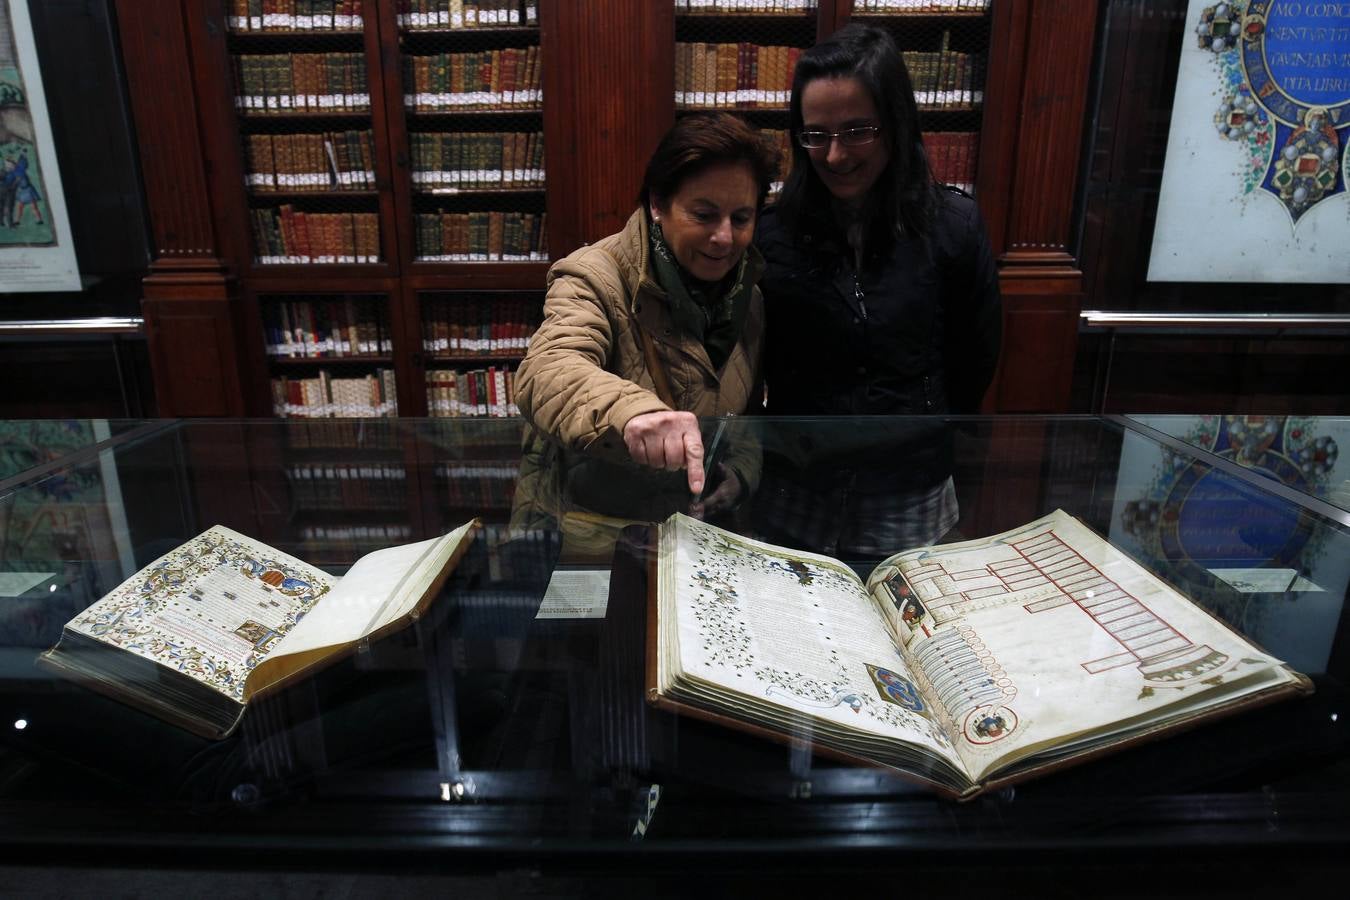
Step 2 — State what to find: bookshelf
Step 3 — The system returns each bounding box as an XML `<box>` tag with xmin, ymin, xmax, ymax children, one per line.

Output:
<box><xmin>385</xmin><ymin>3</ymin><xmax>547</xmax><ymax>419</ymax></box>
<box><xmin>120</xmin><ymin>0</ymin><xmax>1101</xmax><ymax>429</ymax></box>
<box><xmin>673</xmin><ymin>1</ymin><xmax>989</xmax><ymax>197</ymax></box>
<box><xmin>673</xmin><ymin>2</ymin><xmax>823</xmax><ymax>196</ymax></box>
<box><xmin>845</xmin><ymin>1</ymin><xmax>992</xmax><ymax>196</ymax></box>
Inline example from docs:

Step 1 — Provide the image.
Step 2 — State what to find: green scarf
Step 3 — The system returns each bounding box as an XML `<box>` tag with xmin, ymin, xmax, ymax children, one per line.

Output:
<box><xmin>648</xmin><ymin>217</ymin><xmax>750</xmax><ymax>373</ymax></box>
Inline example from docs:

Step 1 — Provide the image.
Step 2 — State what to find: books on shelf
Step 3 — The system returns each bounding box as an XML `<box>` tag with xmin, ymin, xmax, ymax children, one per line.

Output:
<box><xmin>922</xmin><ymin>130</ymin><xmax>978</xmax><ymax>194</ymax></box>
<box><xmin>298</xmin><ymin>523</ymin><xmax>415</xmax><ymax>556</ymax></box>
<box><xmin>403</xmin><ymin>47</ymin><xmax>542</xmax><ymax>112</ymax></box>
<box><xmin>410</xmin><ymin>131</ymin><xmax>545</xmax><ymax>190</ymax></box>
<box><xmin>286</xmin><ymin>461</ymin><xmax>408</xmax><ymax>510</ymax></box>
<box><xmin>426</xmin><ymin>366</ymin><xmax>520</xmax><ymax>418</ymax></box>
<box><xmin>436</xmin><ymin>460</ymin><xmax>518</xmax><ymax>510</ymax></box>
<box><xmin>251</xmin><ymin>207</ymin><xmax>380</xmax><ymax>264</ymax></box>
<box><xmin>421</xmin><ymin>294</ymin><xmax>537</xmax><ymax>356</ymax></box>
<box><xmin>675</xmin><ymin>1</ymin><xmax>819</xmax><ymax>12</ymax></box>
<box><xmin>233</xmin><ymin>53</ymin><xmax>370</xmax><ymax>114</ymax></box>
<box><xmin>40</xmin><ymin>520</ymin><xmax>480</xmax><ymax>738</ymax></box>
<box><xmin>649</xmin><ymin>511</ymin><xmax>1311</xmax><ymax>800</ymax></box>
<box><xmin>414</xmin><ymin>211</ymin><xmax>547</xmax><ymax>261</ymax></box>
<box><xmin>244</xmin><ymin>131</ymin><xmax>377</xmax><ymax>192</ymax></box>
<box><xmin>264</xmin><ymin>295</ymin><xmax>391</xmax><ymax>359</ymax></box>
<box><xmin>676</xmin><ymin>43</ymin><xmax>801</xmax><ymax>110</ymax></box>
<box><xmin>228</xmin><ymin>0</ymin><xmax>364</xmax><ymax>32</ymax></box>
<box><xmin>229</xmin><ymin>0</ymin><xmax>366</xmax><ymax>32</ymax></box>
<box><xmin>283</xmin><ymin>419</ymin><xmax>400</xmax><ymax>449</ymax></box>
<box><xmin>270</xmin><ymin>369</ymin><xmax>399</xmax><ymax>418</ymax></box>
<box><xmin>396</xmin><ymin>0</ymin><xmax>539</xmax><ymax>29</ymax></box>
<box><xmin>852</xmin><ymin>1</ymin><xmax>992</xmax><ymax>13</ymax></box>
<box><xmin>903</xmin><ymin>41</ymin><xmax>984</xmax><ymax>109</ymax></box>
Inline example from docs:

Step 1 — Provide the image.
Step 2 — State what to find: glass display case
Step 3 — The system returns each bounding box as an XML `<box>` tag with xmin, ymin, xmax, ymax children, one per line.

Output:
<box><xmin>0</xmin><ymin>416</ymin><xmax>1346</xmax><ymax>885</ymax></box>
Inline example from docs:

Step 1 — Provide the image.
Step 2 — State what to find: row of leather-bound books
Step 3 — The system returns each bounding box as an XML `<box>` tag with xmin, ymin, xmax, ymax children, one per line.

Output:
<box><xmin>426</xmin><ymin>366</ymin><xmax>521</xmax><ymax>418</ymax></box>
<box><xmin>263</xmin><ymin>295</ymin><xmax>393</xmax><ymax>359</ymax></box>
<box><xmin>923</xmin><ymin>131</ymin><xmax>979</xmax><ymax>194</ymax></box>
<box><xmin>244</xmin><ymin>131</ymin><xmax>546</xmax><ymax>193</ymax></box>
<box><xmin>233</xmin><ymin>53</ymin><xmax>371</xmax><ymax>114</ymax></box>
<box><xmin>228</xmin><ymin>0</ymin><xmax>365</xmax><ymax>32</ymax></box>
<box><xmin>396</xmin><ymin>0</ymin><xmax>539</xmax><ymax>27</ymax></box>
<box><xmin>901</xmin><ymin>44</ymin><xmax>986</xmax><ymax>109</ymax></box>
<box><xmin>675</xmin><ymin>1</ymin><xmax>818</xmax><ymax>12</ymax></box>
<box><xmin>676</xmin><ymin>44</ymin><xmax>801</xmax><ymax>110</ymax></box>
<box><xmin>413</xmin><ymin>211</ymin><xmax>548</xmax><ymax>261</ymax></box>
<box><xmin>271</xmin><ymin>369</ymin><xmax>400</xmax><ymax>418</ymax></box>
<box><xmin>851</xmin><ymin>0</ymin><xmax>992</xmax><ymax>11</ymax></box>
<box><xmin>281</xmin><ymin>419</ymin><xmax>402</xmax><ymax>448</ymax></box>
<box><xmin>402</xmin><ymin>48</ymin><xmax>542</xmax><ymax>111</ymax></box>
<box><xmin>434</xmin><ymin>461</ymin><xmax>519</xmax><ymax>510</ymax></box>
<box><xmin>676</xmin><ymin>1</ymin><xmax>990</xmax><ymax>11</ymax></box>
<box><xmin>410</xmin><ymin>132</ymin><xmax>545</xmax><ymax>191</ymax></box>
<box><xmin>297</xmin><ymin>524</ymin><xmax>415</xmax><ymax>556</ymax></box>
<box><xmin>251</xmin><ymin>207</ymin><xmax>382</xmax><ymax>264</ymax></box>
<box><xmin>244</xmin><ymin>131</ymin><xmax>377</xmax><ymax>192</ymax></box>
<box><xmin>676</xmin><ymin>42</ymin><xmax>985</xmax><ymax>112</ymax></box>
<box><xmin>284</xmin><ymin>462</ymin><xmax>410</xmax><ymax>510</ymax></box>
<box><xmin>420</xmin><ymin>294</ymin><xmax>538</xmax><ymax>356</ymax></box>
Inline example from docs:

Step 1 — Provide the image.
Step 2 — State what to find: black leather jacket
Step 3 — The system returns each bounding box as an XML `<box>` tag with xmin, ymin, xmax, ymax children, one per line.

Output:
<box><xmin>756</xmin><ymin>187</ymin><xmax>1001</xmax><ymax>417</ymax></box>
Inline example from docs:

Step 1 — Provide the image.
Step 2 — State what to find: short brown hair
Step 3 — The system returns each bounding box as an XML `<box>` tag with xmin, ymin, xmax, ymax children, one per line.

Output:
<box><xmin>639</xmin><ymin>112</ymin><xmax>778</xmax><ymax>211</ymax></box>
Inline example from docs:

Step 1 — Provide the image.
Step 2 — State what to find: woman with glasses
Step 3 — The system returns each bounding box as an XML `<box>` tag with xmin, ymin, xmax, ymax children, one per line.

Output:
<box><xmin>513</xmin><ymin>112</ymin><xmax>776</xmax><ymax>536</ymax></box>
<box><xmin>752</xmin><ymin>23</ymin><xmax>1002</xmax><ymax>557</ymax></box>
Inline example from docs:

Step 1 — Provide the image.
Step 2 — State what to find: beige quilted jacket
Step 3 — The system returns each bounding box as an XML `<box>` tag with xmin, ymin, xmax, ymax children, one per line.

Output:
<box><xmin>513</xmin><ymin>208</ymin><xmax>764</xmax><ymax>526</ymax></box>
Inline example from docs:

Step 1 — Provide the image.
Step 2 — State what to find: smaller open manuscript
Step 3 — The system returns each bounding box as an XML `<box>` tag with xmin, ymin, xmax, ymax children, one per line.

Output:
<box><xmin>650</xmin><ymin>510</ymin><xmax>1310</xmax><ymax>799</ymax></box>
<box><xmin>41</xmin><ymin>520</ymin><xmax>480</xmax><ymax>738</ymax></box>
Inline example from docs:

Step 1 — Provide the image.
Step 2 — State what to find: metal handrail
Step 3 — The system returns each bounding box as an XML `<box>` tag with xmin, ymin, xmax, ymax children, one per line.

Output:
<box><xmin>0</xmin><ymin>317</ymin><xmax>144</xmax><ymax>335</ymax></box>
<box><xmin>1081</xmin><ymin>311</ymin><xmax>1350</xmax><ymax>328</ymax></box>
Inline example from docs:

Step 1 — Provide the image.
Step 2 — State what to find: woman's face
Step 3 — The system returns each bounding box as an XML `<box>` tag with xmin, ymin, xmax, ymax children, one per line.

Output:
<box><xmin>799</xmin><ymin>75</ymin><xmax>890</xmax><ymax>206</ymax></box>
<box><xmin>650</xmin><ymin>160</ymin><xmax>758</xmax><ymax>283</ymax></box>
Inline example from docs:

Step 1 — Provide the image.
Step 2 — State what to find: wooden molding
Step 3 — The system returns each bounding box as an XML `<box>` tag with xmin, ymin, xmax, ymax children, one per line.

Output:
<box><xmin>542</xmin><ymin>1</ymin><xmax>675</xmax><ymax>255</ymax></box>
<box><xmin>977</xmin><ymin>0</ymin><xmax>1098</xmax><ymax>267</ymax></box>
<box><xmin>141</xmin><ymin>280</ymin><xmax>248</xmax><ymax>417</ymax></box>
<box><xmin>1002</xmin><ymin>1</ymin><xmax>1098</xmax><ymax>260</ymax></box>
<box><xmin>113</xmin><ymin>0</ymin><xmax>219</xmax><ymax>262</ymax></box>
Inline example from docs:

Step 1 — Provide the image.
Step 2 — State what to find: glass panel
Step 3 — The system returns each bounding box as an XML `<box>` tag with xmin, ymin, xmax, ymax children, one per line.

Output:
<box><xmin>1125</xmin><ymin>414</ymin><xmax>1350</xmax><ymax>514</ymax></box>
<box><xmin>0</xmin><ymin>416</ymin><xmax>1345</xmax><ymax>852</ymax></box>
<box><xmin>0</xmin><ymin>420</ymin><xmax>154</xmax><ymax>481</ymax></box>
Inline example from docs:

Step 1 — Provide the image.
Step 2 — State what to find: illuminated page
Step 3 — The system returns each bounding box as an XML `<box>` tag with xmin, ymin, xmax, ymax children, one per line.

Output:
<box><xmin>658</xmin><ymin>514</ymin><xmax>961</xmax><ymax>770</ymax></box>
<box><xmin>868</xmin><ymin>510</ymin><xmax>1295</xmax><ymax>782</ymax></box>
<box><xmin>65</xmin><ymin>527</ymin><xmax>334</xmax><ymax>702</ymax></box>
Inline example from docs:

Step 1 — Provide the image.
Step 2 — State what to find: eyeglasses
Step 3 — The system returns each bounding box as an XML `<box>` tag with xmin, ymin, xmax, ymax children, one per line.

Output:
<box><xmin>797</xmin><ymin>126</ymin><xmax>881</xmax><ymax>149</ymax></box>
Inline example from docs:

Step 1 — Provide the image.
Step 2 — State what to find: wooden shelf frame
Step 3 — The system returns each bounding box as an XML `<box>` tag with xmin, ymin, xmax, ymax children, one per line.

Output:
<box><xmin>119</xmin><ymin>0</ymin><xmax>1099</xmax><ymax>419</ymax></box>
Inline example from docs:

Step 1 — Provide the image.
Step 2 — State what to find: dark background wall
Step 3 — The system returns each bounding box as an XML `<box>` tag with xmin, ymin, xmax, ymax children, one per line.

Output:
<box><xmin>0</xmin><ymin>0</ymin><xmax>154</xmax><ymax>418</ymax></box>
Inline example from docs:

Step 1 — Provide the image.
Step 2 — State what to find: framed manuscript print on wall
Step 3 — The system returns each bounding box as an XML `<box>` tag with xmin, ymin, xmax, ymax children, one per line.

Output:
<box><xmin>0</xmin><ymin>0</ymin><xmax>78</xmax><ymax>292</ymax></box>
<box><xmin>1148</xmin><ymin>0</ymin><xmax>1350</xmax><ymax>283</ymax></box>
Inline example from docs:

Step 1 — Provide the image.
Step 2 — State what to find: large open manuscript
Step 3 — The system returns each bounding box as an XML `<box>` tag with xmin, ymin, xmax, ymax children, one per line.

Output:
<box><xmin>650</xmin><ymin>511</ymin><xmax>1310</xmax><ymax>799</ymax></box>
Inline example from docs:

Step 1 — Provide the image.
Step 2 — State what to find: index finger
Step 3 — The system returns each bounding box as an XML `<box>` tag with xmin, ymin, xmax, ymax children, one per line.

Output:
<box><xmin>683</xmin><ymin>428</ymin><xmax>705</xmax><ymax>495</ymax></box>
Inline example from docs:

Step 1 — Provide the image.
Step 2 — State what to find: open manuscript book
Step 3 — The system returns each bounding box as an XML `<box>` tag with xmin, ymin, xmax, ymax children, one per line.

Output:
<box><xmin>40</xmin><ymin>521</ymin><xmax>480</xmax><ymax>739</ymax></box>
<box><xmin>650</xmin><ymin>510</ymin><xmax>1311</xmax><ymax>800</ymax></box>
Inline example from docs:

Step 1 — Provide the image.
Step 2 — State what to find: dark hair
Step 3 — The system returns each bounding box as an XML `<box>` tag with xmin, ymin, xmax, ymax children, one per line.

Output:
<box><xmin>777</xmin><ymin>23</ymin><xmax>938</xmax><ymax>244</ymax></box>
<box><xmin>639</xmin><ymin>112</ymin><xmax>778</xmax><ymax>211</ymax></box>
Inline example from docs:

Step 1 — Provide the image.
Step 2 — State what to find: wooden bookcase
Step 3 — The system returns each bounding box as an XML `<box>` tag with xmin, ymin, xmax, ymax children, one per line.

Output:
<box><xmin>118</xmin><ymin>0</ymin><xmax>1097</xmax><ymax>422</ymax></box>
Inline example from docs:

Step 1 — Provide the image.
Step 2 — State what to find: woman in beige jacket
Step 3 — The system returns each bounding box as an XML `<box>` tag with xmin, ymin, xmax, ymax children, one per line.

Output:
<box><xmin>513</xmin><ymin>113</ymin><xmax>776</xmax><ymax>530</ymax></box>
